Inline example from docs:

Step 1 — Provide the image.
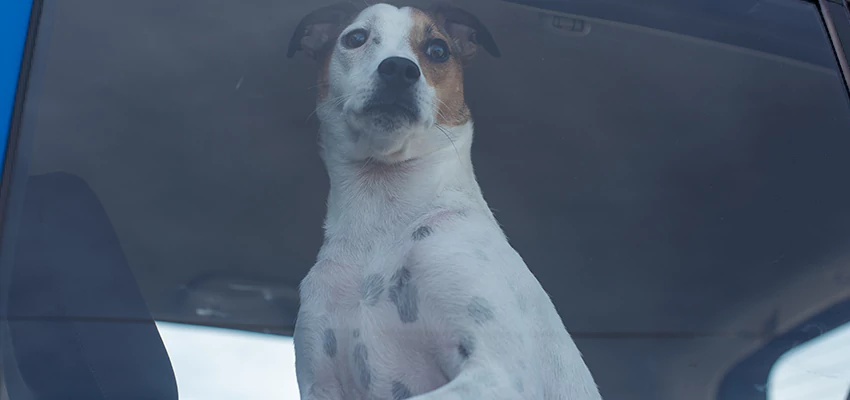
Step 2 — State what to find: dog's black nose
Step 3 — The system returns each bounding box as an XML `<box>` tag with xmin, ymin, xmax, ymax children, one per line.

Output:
<box><xmin>377</xmin><ymin>57</ymin><xmax>421</xmax><ymax>88</ymax></box>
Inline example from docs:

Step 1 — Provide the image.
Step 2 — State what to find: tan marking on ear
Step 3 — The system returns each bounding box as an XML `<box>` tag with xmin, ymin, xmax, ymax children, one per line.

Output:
<box><xmin>317</xmin><ymin>49</ymin><xmax>333</xmax><ymax>101</ymax></box>
<box><xmin>409</xmin><ymin>9</ymin><xmax>470</xmax><ymax>127</ymax></box>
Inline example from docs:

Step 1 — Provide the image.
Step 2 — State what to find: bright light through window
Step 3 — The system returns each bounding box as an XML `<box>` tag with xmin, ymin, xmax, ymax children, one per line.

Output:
<box><xmin>156</xmin><ymin>322</ymin><xmax>300</xmax><ymax>400</ymax></box>
<box><xmin>768</xmin><ymin>322</ymin><xmax>850</xmax><ymax>400</ymax></box>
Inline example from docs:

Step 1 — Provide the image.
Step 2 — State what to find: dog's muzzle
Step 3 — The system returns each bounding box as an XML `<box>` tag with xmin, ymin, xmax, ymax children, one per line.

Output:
<box><xmin>362</xmin><ymin>57</ymin><xmax>421</xmax><ymax>123</ymax></box>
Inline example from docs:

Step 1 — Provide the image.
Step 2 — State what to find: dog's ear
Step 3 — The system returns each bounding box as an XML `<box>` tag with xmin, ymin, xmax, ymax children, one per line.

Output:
<box><xmin>287</xmin><ymin>3</ymin><xmax>360</xmax><ymax>60</ymax></box>
<box><xmin>431</xmin><ymin>4</ymin><xmax>501</xmax><ymax>63</ymax></box>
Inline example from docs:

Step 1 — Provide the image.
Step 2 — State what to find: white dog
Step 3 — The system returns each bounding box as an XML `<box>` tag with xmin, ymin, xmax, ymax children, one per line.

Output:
<box><xmin>287</xmin><ymin>3</ymin><xmax>602</xmax><ymax>399</ymax></box>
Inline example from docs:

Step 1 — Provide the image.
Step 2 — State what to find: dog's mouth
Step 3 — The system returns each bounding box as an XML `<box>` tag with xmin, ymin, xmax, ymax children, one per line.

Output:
<box><xmin>361</xmin><ymin>102</ymin><xmax>419</xmax><ymax>122</ymax></box>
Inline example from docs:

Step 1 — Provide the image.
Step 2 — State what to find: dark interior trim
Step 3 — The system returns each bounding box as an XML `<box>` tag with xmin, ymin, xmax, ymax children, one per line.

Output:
<box><xmin>819</xmin><ymin>0</ymin><xmax>850</xmax><ymax>95</ymax></box>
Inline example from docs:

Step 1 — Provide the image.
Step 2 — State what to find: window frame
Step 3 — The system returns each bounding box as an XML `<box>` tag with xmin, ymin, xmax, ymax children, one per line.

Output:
<box><xmin>0</xmin><ymin>0</ymin><xmax>848</xmax><ymax>398</ymax></box>
<box><xmin>0</xmin><ymin>0</ymin><xmax>41</xmax><ymax>248</ymax></box>
<box><xmin>819</xmin><ymin>0</ymin><xmax>850</xmax><ymax>94</ymax></box>
<box><xmin>0</xmin><ymin>0</ymin><xmax>38</xmax><ymax>188</ymax></box>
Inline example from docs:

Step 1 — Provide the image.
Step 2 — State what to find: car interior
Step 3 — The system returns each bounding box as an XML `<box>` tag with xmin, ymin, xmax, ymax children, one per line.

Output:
<box><xmin>1</xmin><ymin>0</ymin><xmax>849</xmax><ymax>399</ymax></box>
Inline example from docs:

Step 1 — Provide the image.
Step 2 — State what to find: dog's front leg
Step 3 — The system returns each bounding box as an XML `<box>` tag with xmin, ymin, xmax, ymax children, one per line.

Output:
<box><xmin>294</xmin><ymin>324</ymin><xmax>344</xmax><ymax>400</ymax></box>
<box><xmin>293</xmin><ymin>304</ymin><xmax>344</xmax><ymax>400</ymax></box>
<box><xmin>407</xmin><ymin>363</ymin><xmax>521</xmax><ymax>400</ymax></box>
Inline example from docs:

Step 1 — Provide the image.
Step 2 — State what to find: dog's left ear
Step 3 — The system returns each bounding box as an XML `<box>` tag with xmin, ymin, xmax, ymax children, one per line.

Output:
<box><xmin>287</xmin><ymin>3</ymin><xmax>360</xmax><ymax>60</ymax></box>
<box><xmin>431</xmin><ymin>4</ymin><xmax>501</xmax><ymax>63</ymax></box>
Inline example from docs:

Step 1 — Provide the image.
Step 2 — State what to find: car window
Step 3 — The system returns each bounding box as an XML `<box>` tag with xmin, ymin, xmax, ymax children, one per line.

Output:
<box><xmin>158</xmin><ymin>322</ymin><xmax>299</xmax><ymax>399</ymax></box>
<box><xmin>1</xmin><ymin>0</ymin><xmax>849</xmax><ymax>399</ymax></box>
<box><xmin>768</xmin><ymin>321</ymin><xmax>850</xmax><ymax>400</ymax></box>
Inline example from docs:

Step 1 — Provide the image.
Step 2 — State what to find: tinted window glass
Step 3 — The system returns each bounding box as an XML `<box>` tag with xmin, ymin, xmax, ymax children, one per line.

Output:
<box><xmin>2</xmin><ymin>0</ymin><xmax>849</xmax><ymax>399</ymax></box>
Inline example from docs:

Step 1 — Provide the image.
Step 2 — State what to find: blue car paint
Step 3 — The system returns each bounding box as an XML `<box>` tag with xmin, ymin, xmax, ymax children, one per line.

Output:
<box><xmin>0</xmin><ymin>0</ymin><xmax>34</xmax><ymax>181</ymax></box>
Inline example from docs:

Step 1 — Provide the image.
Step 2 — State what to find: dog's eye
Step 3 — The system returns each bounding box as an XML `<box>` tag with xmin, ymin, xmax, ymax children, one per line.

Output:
<box><xmin>425</xmin><ymin>39</ymin><xmax>450</xmax><ymax>62</ymax></box>
<box><xmin>342</xmin><ymin>29</ymin><xmax>368</xmax><ymax>49</ymax></box>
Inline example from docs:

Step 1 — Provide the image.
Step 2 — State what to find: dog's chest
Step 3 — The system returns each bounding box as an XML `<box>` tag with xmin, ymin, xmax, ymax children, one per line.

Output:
<box><xmin>300</xmin><ymin>238</ymin><xmax>457</xmax><ymax>397</ymax></box>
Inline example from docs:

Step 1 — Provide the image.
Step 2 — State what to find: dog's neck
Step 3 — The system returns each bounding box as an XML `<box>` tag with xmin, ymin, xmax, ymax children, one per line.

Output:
<box><xmin>320</xmin><ymin>123</ymin><xmax>491</xmax><ymax>246</ymax></box>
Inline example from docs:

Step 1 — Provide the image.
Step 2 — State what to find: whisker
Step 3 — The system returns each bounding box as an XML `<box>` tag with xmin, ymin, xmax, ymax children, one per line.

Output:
<box><xmin>433</xmin><ymin>97</ymin><xmax>455</xmax><ymax>123</ymax></box>
<box><xmin>307</xmin><ymin>81</ymin><xmax>330</xmax><ymax>90</ymax></box>
<box><xmin>429</xmin><ymin>98</ymin><xmax>461</xmax><ymax>160</ymax></box>
<box><xmin>435</xmin><ymin>124</ymin><xmax>461</xmax><ymax>160</ymax></box>
<box><xmin>306</xmin><ymin>104</ymin><xmax>327</xmax><ymax>123</ymax></box>
<box><xmin>306</xmin><ymin>94</ymin><xmax>352</xmax><ymax>123</ymax></box>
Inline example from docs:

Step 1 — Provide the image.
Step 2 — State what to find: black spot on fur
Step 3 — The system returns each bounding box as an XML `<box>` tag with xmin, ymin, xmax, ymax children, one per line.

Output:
<box><xmin>458</xmin><ymin>335</ymin><xmax>475</xmax><ymax>359</ymax></box>
<box><xmin>392</xmin><ymin>381</ymin><xmax>413</xmax><ymax>400</ymax></box>
<box><xmin>389</xmin><ymin>267</ymin><xmax>418</xmax><ymax>323</ymax></box>
<box><xmin>361</xmin><ymin>274</ymin><xmax>384</xmax><ymax>305</ymax></box>
<box><xmin>323</xmin><ymin>329</ymin><xmax>337</xmax><ymax>357</ymax></box>
<box><xmin>353</xmin><ymin>343</ymin><xmax>371</xmax><ymax>388</ymax></box>
<box><xmin>467</xmin><ymin>297</ymin><xmax>495</xmax><ymax>325</ymax></box>
<box><xmin>412</xmin><ymin>225</ymin><xmax>432</xmax><ymax>240</ymax></box>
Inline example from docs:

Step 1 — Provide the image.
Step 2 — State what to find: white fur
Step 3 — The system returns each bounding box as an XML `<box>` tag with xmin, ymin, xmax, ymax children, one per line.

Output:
<box><xmin>294</xmin><ymin>4</ymin><xmax>602</xmax><ymax>400</ymax></box>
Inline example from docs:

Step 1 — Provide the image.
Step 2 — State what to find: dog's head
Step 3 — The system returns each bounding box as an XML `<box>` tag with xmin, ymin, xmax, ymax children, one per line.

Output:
<box><xmin>288</xmin><ymin>3</ymin><xmax>499</xmax><ymax>163</ymax></box>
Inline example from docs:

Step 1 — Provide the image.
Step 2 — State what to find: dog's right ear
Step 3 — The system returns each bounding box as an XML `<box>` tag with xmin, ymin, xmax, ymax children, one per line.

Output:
<box><xmin>430</xmin><ymin>4</ymin><xmax>501</xmax><ymax>63</ymax></box>
<box><xmin>287</xmin><ymin>3</ymin><xmax>360</xmax><ymax>60</ymax></box>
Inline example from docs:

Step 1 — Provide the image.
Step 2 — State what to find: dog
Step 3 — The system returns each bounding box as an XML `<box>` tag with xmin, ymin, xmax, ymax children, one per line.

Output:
<box><xmin>287</xmin><ymin>3</ymin><xmax>602</xmax><ymax>399</ymax></box>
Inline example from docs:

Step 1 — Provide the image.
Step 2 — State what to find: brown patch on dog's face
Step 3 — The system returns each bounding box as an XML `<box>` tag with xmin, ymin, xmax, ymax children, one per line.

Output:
<box><xmin>408</xmin><ymin>9</ymin><xmax>470</xmax><ymax>127</ymax></box>
<box><xmin>298</xmin><ymin>22</ymin><xmax>342</xmax><ymax>102</ymax></box>
<box><xmin>316</xmin><ymin>48</ymin><xmax>334</xmax><ymax>101</ymax></box>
